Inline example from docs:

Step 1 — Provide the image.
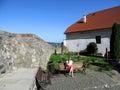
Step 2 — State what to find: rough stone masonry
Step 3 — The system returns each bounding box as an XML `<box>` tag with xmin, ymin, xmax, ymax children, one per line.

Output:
<box><xmin>0</xmin><ymin>30</ymin><xmax>54</xmax><ymax>74</ymax></box>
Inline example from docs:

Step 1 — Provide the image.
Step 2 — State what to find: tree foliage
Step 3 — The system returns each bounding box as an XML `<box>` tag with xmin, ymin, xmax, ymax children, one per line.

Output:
<box><xmin>110</xmin><ymin>22</ymin><xmax>120</xmax><ymax>59</ymax></box>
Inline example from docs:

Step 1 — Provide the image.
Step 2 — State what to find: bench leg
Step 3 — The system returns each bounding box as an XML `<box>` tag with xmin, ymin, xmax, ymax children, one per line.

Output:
<box><xmin>64</xmin><ymin>72</ymin><xmax>67</xmax><ymax>77</ymax></box>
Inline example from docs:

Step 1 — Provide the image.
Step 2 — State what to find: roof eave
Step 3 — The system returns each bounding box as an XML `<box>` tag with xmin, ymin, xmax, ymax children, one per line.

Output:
<box><xmin>64</xmin><ymin>27</ymin><xmax>112</xmax><ymax>34</ymax></box>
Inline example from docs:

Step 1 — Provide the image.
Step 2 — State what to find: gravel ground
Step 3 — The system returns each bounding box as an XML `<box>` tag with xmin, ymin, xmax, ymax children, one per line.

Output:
<box><xmin>46</xmin><ymin>69</ymin><xmax>120</xmax><ymax>90</ymax></box>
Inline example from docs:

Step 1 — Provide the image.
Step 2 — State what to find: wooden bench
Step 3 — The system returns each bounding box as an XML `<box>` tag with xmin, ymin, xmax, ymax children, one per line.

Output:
<box><xmin>35</xmin><ymin>67</ymin><xmax>51</xmax><ymax>90</ymax></box>
<box><xmin>58</xmin><ymin>62</ymin><xmax>85</xmax><ymax>72</ymax></box>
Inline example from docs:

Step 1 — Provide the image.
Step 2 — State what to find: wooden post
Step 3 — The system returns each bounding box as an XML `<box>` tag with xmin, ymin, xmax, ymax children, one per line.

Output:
<box><xmin>61</xmin><ymin>42</ymin><xmax>64</xmax><ymax>55</ymax></box>
<box><xmin>77</xmin><ymin>44</ymin><xmax>80</xmax><ymax>56</ymax></box>
<box><xmin>54</xmin><ymin>45</ymin><xmax>57</xmax><ymax>54</ymax></box>
<box><xmin>106</xmin><ymin>48</ymin><xmax>108</xmax><ymax>60</ymax></box>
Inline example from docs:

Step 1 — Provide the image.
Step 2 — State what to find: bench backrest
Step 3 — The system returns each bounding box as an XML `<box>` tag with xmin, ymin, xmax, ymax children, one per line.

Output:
<box><xmin>58</xmin><ymin>63</ymin><xmax>66</xmax><ymax>70</ymax></box>
<box><xmin>58</xmin><ymin>62</ymin><xmax>83</xmax><ymax>70</ymax></box>
<box><xmin>73</xmin><ymin>62</ymin><xmax>83</xmax><ymax>70</ymax></box>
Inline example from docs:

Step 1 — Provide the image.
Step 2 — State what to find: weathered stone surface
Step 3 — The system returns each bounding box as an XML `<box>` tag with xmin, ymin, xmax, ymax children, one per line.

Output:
<box><xmin>0</xmin><ymin>30</ymin><xmax>54</xmax><ymax>73</ymax></box>
<box><xmin>46</xmin><ymin>69</ymin><xmax>120</xmax><ymax>90</ymax></box>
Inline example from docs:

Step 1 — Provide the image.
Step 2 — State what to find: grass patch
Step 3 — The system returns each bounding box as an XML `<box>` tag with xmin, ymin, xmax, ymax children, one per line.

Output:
<box><xmin>48</xmin><ymin>53</ymin><xmax>113</xmax><ymax>75</ymax></box>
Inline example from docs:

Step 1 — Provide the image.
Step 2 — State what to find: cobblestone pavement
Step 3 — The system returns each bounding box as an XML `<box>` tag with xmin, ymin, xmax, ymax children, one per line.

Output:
<box><xmin>46</xmin><ymin>69</ymin><xmax>120</xmax><ymax>90</ymax></box>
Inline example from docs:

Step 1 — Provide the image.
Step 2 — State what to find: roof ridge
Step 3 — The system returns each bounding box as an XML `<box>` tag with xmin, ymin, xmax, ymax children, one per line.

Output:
<box><xmin>88</xmin><ymin>5</ymin><xmax>120</xmax><ymax>16</ymax></box>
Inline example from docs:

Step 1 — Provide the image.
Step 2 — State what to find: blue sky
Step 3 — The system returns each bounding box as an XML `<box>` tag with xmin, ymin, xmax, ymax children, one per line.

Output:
<box><xmin>0</xmin><ymin>0</ymin><xmax>120</xmax><ymax>43</ymax></box>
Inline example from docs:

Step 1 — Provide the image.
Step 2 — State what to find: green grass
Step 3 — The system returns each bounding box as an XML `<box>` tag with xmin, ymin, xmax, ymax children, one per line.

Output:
<box><xmin>48</xmin><ymin>53</ymin><xmax>113</xmax><ymax>74</ymax></box>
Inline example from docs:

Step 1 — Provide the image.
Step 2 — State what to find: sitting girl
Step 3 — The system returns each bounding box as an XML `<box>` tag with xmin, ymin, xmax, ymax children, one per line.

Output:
<box><xmin>66</xmin><ymin>57</ymin><xmax>74</xmax><ymax>77</ymax></box>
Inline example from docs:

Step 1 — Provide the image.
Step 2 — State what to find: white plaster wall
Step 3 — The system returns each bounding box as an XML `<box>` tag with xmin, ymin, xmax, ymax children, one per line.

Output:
<box><xmin>65</xmin><ymin>28</ymin><xmax>111</xmax><ymax>56</ymax></box>
<box><xmin>66</xmin><ymin>39</ymin><xmax>95</xmax><ymax>52</ymax></box>
<box><xmin>97</xmin><ymin>38</ymin><xmax>110</xmax><ymax>55</ymax></box>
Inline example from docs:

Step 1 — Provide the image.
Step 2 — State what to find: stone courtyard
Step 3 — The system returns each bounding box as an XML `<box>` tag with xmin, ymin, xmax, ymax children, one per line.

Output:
<box><xmin>46</xmin><ymin>69</ymin><xmax>120</xmax><ymax>90</ymax></box>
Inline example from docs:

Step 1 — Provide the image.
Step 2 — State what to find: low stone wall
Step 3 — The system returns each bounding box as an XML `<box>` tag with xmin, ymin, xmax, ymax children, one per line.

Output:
<box><xmin>0</xmin><ymin>30</ymin><xmax>54</xmax><ymax>74</ymax></box>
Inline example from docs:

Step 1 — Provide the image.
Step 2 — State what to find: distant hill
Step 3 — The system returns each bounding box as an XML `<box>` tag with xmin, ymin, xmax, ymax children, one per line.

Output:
<box><xmin>47</xmin><ymin>42</ymin><xmax>61</xmax><ymax>47</ymax></box>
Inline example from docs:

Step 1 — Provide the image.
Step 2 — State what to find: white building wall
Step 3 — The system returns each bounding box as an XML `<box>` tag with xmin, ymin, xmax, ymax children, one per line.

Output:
<box><xmin>97</xmin><ymin>38</ymin><xmax>110</xmax><ymax>55</ymax></box>
<box><xmin>65</xmin><ymin>28</ymin><xmax>111</xmax><ymax>56</ymax></box>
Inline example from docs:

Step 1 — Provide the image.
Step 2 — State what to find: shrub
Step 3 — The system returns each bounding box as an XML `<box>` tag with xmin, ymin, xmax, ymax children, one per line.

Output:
<box><xmin>87</xmin><ymin>42</ymin><xmax>98</xmax><ymax>55</ymax></box>
<box><xmin>110</xmin><ymin>22</ymin><xmax>120</xmax><ymax>59</ymax></box>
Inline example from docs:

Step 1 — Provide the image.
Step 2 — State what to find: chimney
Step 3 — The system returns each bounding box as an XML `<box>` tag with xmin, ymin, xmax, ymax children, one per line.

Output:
<box><xmin>83</xmin><ymin>15</ymin><xmax>87</xmax><ymax>23</ymax></box>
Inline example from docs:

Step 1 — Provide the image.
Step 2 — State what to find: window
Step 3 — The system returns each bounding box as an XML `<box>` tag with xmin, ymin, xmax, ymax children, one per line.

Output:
<box><xmin>96</xmin><ymin>36</ymin><xmax>101</xmax><ymax>44</ymax></box>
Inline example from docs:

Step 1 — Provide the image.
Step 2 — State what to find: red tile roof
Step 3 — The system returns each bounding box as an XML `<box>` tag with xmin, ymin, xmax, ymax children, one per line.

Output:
<box><xmin>64</xmin><ymin>6</ymin><xmax>120</xmax><ymax>34</ymax></box>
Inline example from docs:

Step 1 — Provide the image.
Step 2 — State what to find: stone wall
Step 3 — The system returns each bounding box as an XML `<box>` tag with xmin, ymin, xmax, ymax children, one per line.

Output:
<box><xmin>0</xmin><ymin>30</ymin><xmax>54</xmax><ymax>74</ymax></box>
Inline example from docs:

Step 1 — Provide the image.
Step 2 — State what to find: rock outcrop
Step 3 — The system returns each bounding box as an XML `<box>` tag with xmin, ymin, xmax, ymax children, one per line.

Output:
<box><xmin>0</xmin><ymin>30</ymin><xmax>54</xmax><ymax>74</ymax></box>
